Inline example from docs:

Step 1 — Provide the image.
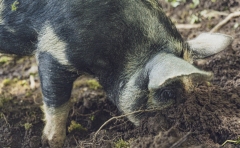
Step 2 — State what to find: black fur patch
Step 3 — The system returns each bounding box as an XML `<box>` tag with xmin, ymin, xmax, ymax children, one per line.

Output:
<box><xmin>38</xmin><ymin>52</ymin><xmax>78</xmax><ymax>107</ymax></box>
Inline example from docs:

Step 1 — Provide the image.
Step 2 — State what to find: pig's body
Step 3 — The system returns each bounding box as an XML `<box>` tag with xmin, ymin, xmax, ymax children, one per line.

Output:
<box><xmin>0</xmin><ymin>0</ymin><xmax>232</xmax><ymax>147</ymax></box>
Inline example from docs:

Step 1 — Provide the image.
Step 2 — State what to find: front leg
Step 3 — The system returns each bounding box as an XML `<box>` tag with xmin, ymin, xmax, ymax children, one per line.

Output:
<box><xmin>38</xmin><ymin>52</ymin><xmax>78</xmax><ymax>148</ymax></box>
<box><xmin>41</xmin><ymin>101</ymin><xmax>71</xmax><ymax>148</ymax></box>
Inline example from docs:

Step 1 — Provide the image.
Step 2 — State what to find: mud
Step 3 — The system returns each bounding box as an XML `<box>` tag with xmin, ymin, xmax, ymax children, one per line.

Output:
<box><xmin>0</xmin><ymin>0</ymin><xmax>240</xmax><ymax>148</ymax></box>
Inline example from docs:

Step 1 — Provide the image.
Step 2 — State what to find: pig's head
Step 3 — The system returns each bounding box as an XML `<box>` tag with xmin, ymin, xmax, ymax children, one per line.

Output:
<box><xmin>119</xmin><ymin>33</ymin><xmax>233</xmax><ymax>125</ymax></box>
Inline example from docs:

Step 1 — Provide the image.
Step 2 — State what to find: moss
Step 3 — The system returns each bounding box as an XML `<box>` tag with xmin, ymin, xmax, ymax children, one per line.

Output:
<box><xmin>68</xmin><ymin>120</ymin><xmax>87</xmax><ymax>133</ymax></box>
<box><xmin>11</xmin><ymin>1</ymin><xmax>19</xmax><ymax>11</ymax></box>
<box><xmin>114</xmin><ymin>139</ymin><xmax>130</xmax><ymax>148</ymax></box>
<box><xmin>25</xmin><ymin>91</ymin><xmax>32</xmax><ymax>97</ymax></box>
<box><xmin>2</xmin><ymin>78</ymin><xmax>21</xmax><ymax>86</ymax></box>
<box><xmin>20</xmin><ymin>80</ymin><xmax>27</xmax><ymax>86</ymax></box>
<box><xmin>0</xmin><ymin>95</ymin><xmax>12</xmax><ymax>108</ymax></box>
<box><xmin>2</xmin><ymin>79</ymin><xmax>12</xmax><ymax>86</ymax></box>
<box><xmin>0</xmin><ymin>56</ymin><xmax>12</xmax><ymax>66</ymax></box>
<box><xmin>87</xmin><ymin>79</ymin><xmax>102</xmax><ymax>90</ymax></box>
<box><xmin>23</xmin><ymin>123</ymin><xmax>32</xmax><ymax>130</ymax></box>
<box><xmin>89</xmin><ymin>115</ymin><xmax>95</xmax><ymax>121</ymax></box>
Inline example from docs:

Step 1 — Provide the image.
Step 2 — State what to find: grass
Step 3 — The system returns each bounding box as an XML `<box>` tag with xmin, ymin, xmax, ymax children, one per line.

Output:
<box><xmin>114</xmin><ymin>139</ymin><xmax>130</xmax><ymax>148</ymax></box>
<box><xmin>221</xmin><ymin>137</ymin><xmax>240</xmax><ymax>146</ymax></box>
<box><xmin>68</xmin><ymin>120</ymin><xmax>87</xmax><ymax>133</ymax></box>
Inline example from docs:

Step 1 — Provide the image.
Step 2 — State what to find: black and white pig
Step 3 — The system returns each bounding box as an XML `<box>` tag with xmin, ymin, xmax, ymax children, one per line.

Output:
<box><xmin>0</xmin><ymin>0</ymin><xmax>232</xmax><ymax>147</ymax></box>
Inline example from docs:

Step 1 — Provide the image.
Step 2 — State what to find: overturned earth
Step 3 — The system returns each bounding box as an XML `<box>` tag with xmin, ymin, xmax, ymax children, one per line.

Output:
<box><xmin>0</xmin><ymin>0</ymin><xmax>240</xmax><ymax>148</ymax></box>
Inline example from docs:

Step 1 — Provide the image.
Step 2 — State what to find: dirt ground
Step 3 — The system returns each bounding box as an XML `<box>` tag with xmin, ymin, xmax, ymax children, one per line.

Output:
<box><xmin>0</xmin><ymin>0</ymin><xmax>240</xmax><ymax>148</ymax></box>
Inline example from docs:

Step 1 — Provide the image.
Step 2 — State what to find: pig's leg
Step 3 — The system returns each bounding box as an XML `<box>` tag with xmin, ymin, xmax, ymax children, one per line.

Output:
<box><xmin>41</xmin><ymin>101</ymin><xmax>71</xmax><ymax>148</ymax></box>
<box><xmin>38</xmin><ymin>52</ymin><xmax>78</xmax><ymax>147</ymax></box>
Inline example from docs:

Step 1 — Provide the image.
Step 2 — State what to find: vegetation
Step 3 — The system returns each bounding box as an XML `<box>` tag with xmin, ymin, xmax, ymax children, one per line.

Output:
<box><xmin>165</xmin><ymin>0</ymin><xmax>204</xmax><ymax>8</ymax></box>
<box><xmin>0</xmin><ymin>95</ymin><xmax>12</xmax><ymax>108</ymax></box>
<box><xmin>11</xmin><ymin>1</ymin><xmax>19</xmax><ymax>11</ymax></box>
<box><xmin>68</xmin><ymin>120</ymin><xmax>87</xmax><ymax>133</ymax></box>
<box><xmin>87</xmin><ymin>79</ymin><xmax>102</xmax><ymax>90</ymax></box>
<box><xmin>114</xmin><ymin>139</ymin><xmax>130</xmax><ymax>148</ymax></box>
<box><xmin>0</xmin><ymin>56</ymin><xmax>12</xmax><ymax>66</ymax></box>
<box><xmin>24</xmin><ymin>123</ymin><xmax>33</xmax><ymax>130</ymax></box>
<box><xmin>221</xmin><ymin>137</ymin><xmax>240</xmax><ymax>146</ymax></box>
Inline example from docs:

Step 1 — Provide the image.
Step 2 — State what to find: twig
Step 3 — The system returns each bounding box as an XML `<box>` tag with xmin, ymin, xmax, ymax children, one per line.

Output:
<box><xmin>29</xmin><ymin>75</ymin><xmax>36</xmax><ymax>89</ymax></box>
<box><xmin>221</xmin><ymin>137</ymin><xmax>240</xmax><ymax>146</ymax></box>
<box><xmin>176</xmin><ymin>24</ymin><xmax>201</xmax><ymax>29</ymax></box>
<box><xmin>170</xmin><ymin>132</ymin><xmax>191</xmax><ymax>148</ymax></box>
<box><xmin>73</xmin><ymin>135</ymin><xmax>80</xmax><ymax>146</ymax></box>
<box><xmin>93</xmin><ymin>108</ymin><xmax>161</xmax><ymax>143</ymax></box>
<box><xmin>210</xmin><ymin>11</ymin><xmax>240</xmax><ymax>33</ymax></box>
<box><xmin>221</xmin><ymin>139</ymin><xmax>240</xmax><ymax>146</ymax></box>
<box><xmin>1</xmin><ymin>113</ymin><xmax>10</xmax><ymax>128</ymax></box>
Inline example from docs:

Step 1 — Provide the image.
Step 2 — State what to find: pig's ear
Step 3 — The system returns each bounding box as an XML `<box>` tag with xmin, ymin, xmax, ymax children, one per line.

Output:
<box><xmin>148</xmin><ymin>53</ymin><xmax>212</xmax><ymax>90</ymax></box>
<box><xmin>187</xmin><ymin>33</ymin><xmax>233</xmax><ymax>59</ymax></box>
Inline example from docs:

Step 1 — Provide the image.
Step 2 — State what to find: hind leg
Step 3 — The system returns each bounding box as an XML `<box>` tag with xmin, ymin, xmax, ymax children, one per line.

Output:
<box><xmin>38</xmin><ymin>52</ymin><xmax>78</xmax><ymax>147</ymax></box>
<box><xmin>0</xmin><ymin>25</ymin><xmax>37</xmax><ymax>55</ymax></box>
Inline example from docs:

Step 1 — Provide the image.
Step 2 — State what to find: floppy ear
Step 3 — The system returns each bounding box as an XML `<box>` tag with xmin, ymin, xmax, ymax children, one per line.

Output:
<box><xmin>186</xmin><ymin>33</ymin><xmax>233</xmax><ymax>60</ymax></box>
<box><xmin>147</xmin><ymin>53</ymin><xmax>212</xmax><ymax>90</ymax></box>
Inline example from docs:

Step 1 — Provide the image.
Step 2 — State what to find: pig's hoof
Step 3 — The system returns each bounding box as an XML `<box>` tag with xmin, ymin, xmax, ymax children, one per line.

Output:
<box><xmin>41</xmin><ymin>135</ymin><xmax>49</xmax><ymax>148</ymax></box>
<box><xmin>41</xmin><ymin>134</ymin><xmax>65</xmax><ymax>148</ymax></box>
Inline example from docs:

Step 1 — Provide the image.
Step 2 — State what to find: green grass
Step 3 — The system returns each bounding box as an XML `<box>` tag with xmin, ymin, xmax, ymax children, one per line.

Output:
<box><xmin>114</xmin><ymin>139</ymin><xmax>130</xmax><ymax>148</ymax></box>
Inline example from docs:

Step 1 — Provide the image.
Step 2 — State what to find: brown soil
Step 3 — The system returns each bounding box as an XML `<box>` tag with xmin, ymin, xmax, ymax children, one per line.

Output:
<box><xmin>0</xmin><ymin>0</ymin><xmax>240</xmax><ymax>148</ymax></box>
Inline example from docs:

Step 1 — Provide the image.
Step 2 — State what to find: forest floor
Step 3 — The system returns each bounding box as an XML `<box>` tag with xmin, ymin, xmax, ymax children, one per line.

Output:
<box><xmin>0</xmin><ymin>0</ymin><xmax>240</xmax><ymax>148</ymax></box>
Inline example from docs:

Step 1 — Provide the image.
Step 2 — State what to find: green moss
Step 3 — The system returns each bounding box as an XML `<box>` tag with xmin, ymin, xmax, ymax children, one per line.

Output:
<box><xmin>2</xmin><ymin>78</ymin><xmax>20</xmax><ymax>86</ymax></box>
<box><xmin>68</xmin><ymin>120</ymin><xmax>87</xmax><ymax>133</ymax></box>
<box><xmin>190</xmin><ymin>14</ymin><xmax>201</xmax><ymax>24</ymax></box>
<box><xmin>25</xmin><ymin>91</ymin><xmax>32</xmax><ymax>97</ymax></box>
<box><xmin>0</xmin><ymin>95</ymin><xmax>12</xmax><ymax>108</ymax></box>
<box><xmin>11</xmin><ymin>1</ymin><xmax>19</xmax><ymax>11</ymax></box>
<box><xmin>190</xmin><ymin>0</ymin><xmax>199</xmax><ymax>8</ymax></box>
<box><xmin>23</xmin><ymin>122</ymin><xmax>32</xmax><ymax>130</ymax></box>
<box><xmin>0</xmin><ymin>56</ymin><xmax>12</xmax><ymax>65</ymax></box>
<box><xmin>20</xmin><ymin>80</ymin><xmax>27</xmax><ymax>86</ymax></box>
<box><xmin>87</xmin><ymin>79</ymin><xmax>102</xmax><ymax>90</ymax></box>
<box><xmin>89</xmin><ymin>115</ymin><xmax>95</xmax><ymax>121</ymax></box>
<box><xmin>114</xmin><ymin>139</ymin><xmax>130</xmax><ymax>148</ymax></box>
<box><xmin>24</xmin><ymin>123</ymin><xmax>32</xmax><ymax>130</ymax></box>
<box><xmin>2</xmin><ymin>79</ymin><xmax>12</xmax><ymax>86</ymax></box>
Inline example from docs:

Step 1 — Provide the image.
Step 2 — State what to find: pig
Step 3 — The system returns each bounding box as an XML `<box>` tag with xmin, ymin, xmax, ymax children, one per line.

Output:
<box><xmin>0</xmin><ymin>0</ymin><xmax>233</xmax><ymax>147</ymax></box>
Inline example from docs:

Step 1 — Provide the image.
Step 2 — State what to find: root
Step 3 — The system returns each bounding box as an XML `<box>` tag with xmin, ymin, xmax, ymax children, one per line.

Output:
<box><xmin>170</xmin><ymin>132</ymin><xmax>191</xmax><ymax>148</ymax></box>
<box><xmin>93</xmin><ymin>108</ymin><xmax>160</xmax><ymax>144</ymax></box>
<box><xmin>1</xmin><ymin>113</ymin><xmax>10</xmax><ymax>128</ymax></box>
<box><xmin>176</xmin><ymin>24</ymin><xmax>201</xmax><ymax>29</ymax></box>
<box><xmin>210</xmin><ymin>11</ymin><xmax>240</xmax><ymax>33</ymax></box>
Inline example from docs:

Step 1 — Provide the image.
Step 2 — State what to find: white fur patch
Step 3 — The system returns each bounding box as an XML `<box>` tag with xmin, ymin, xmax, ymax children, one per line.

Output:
<box><xmin>42</xmin><ymin>102</ymin><xmax>71</xmax><ymax>147</ymax></box>
<box><xmin>119</xmin><ymin>69</ymin><xmax>141</xmax><ymax>125</ymax></box>
<box><xmin>0</xmin><ymin>0</ymin><xmax>4</xmax><ymax>24</ymax></box>
<box><xmin>38</xmin><ymin>22</ymin><xmax>71</xmax><ymax>66</ymax></box>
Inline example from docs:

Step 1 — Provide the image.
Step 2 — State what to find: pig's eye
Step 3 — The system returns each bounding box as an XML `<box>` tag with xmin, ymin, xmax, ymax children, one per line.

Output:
<box><xmin>161</xmin><ymin>89</ymin><xmax>175</xmax><ymax>99</ymax></box>
<box><xmin>155</xmin><ymin>89</ymin><xmax>176</xmax><ymax>102</ymax></box>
